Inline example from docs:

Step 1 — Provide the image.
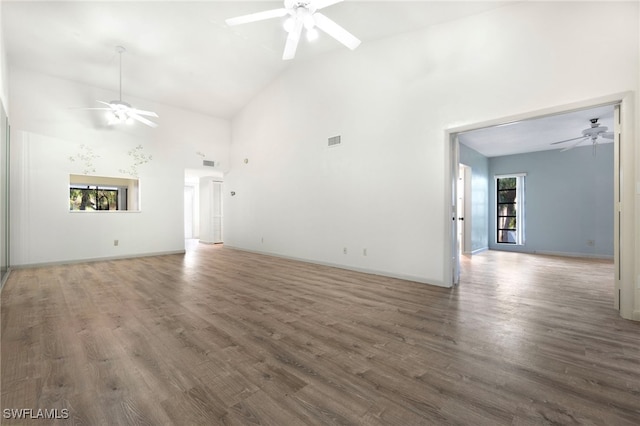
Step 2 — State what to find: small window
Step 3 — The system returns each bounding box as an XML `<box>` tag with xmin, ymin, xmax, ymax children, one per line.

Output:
<box><xmin>69</xmin><ymin>175</ymin><xmax>139</xmax><ymax>211</ymax></box>
<box><xmin>495</xmin><ymin>174</ymin><xmax>525</xmax><ymax>245</ymax></box>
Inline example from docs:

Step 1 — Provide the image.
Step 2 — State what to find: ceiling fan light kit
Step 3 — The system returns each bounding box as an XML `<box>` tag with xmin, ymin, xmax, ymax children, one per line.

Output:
<box><xmin>225</xmin><ymin>0</ymin><xmax>361</xmax><ymax>60</ymax></box>
<box><xmin>104</xmin><ymin>101</ymin><xmax>135</xmax><ymax>125</ymax></box>
<box><xmin>82</xmin><ymin>45</ymin><xmax>159</xmax><ymax>128</ymax></box>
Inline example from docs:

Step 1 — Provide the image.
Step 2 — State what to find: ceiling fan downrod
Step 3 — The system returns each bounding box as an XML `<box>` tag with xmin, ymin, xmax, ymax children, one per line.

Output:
<box><xmin>116</xmin><ymin>45</ymin><xmax>126</xmax><ymax>102</ymax></box>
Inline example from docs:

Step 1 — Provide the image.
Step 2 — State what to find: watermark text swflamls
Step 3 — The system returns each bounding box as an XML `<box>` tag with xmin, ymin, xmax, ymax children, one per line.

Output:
<box><xmin>3</xmin><ymin>408</ymin><xmax>69</xmax><ymax>420</ymax></box>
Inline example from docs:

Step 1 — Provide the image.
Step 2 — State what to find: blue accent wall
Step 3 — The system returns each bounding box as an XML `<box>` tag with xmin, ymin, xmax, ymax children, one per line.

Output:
<box><xmin>459</xmin><ymin>144</ymin><xmax>489</xmax><ymax>253</ymax></box>
<box><xmin>488</xmin><ymin>143</ymin><xmax>614</xmax><ymax>257</ymax></box>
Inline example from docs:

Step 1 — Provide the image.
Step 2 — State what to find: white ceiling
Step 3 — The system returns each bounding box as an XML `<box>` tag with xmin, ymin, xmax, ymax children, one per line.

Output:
<box><xmin>3</xmin><ymin>0</ymin><xmax>511</xmax><ymax>119</ymax></box>
<box><xmin>459</xmin><ymin>104</ymin><xmax>616</xmax><ymax>158</ymax></box>
<box><xmin>3</xmin><ymin>1</ymin><xmax>613</xmax><ymax>157</ymax></box>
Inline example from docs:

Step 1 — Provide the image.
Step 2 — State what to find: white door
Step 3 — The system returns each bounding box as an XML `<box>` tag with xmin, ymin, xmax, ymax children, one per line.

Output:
<box><xmin>458</xmin><ymin>164</ymin><xmax>472</xmax><ymax>255</ymax></box>
<box><xmin>212</xmin><ymin>181</ymin><xmax>223</xmax><ymax>243</ymax></box>
<box><xmin>451</xmin><ymin>135</ymin><xmax>460</xmax><ymax>286</ymax></box>
<box><xmin>457</xmin><ymin>165</ymin><xmax>466</xmax><ymax>255</ymax></box>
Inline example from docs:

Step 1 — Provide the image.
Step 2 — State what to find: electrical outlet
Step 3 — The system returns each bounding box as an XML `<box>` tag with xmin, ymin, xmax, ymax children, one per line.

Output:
<box><xmin>637</xmin><ymin>275</ymin><xmax>640</xmax><ymax>290</ymax></box>
<box><xmin>114</xmin><ymin>239</ymin><xmax>119</xmax><ymax>246</ymax></box>
<box><xmin>343</xmin><ymin>247</ymin><xmax>347</xmax><ymax>255</ymax></box>
<box><xmin>587</xmin><ymin>240</ymin><xmax>595</xmax><ymax>247</ymax></box>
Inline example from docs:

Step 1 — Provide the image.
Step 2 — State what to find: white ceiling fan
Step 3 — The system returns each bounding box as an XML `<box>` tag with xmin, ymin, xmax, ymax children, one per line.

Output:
<box><xmin>225</xmin><ymin>0</ymin><xmax>361</xmax><ymax>60</ymax></box>
<box><xmin>551</xmin><ymin>118</ymin><xmax>614</xmax><ymax>154</ymax></box>
<box><xmin>84</xmin><ymin>46</ymin><xmax>158</xmax><ymax>128</ymax></box>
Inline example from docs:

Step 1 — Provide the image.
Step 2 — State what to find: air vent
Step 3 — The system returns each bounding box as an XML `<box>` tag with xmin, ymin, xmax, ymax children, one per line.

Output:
<box><xmin>328</xmin><ymin>135</ymin><xmax>341</xmax><ymax>147</ymax></box>
<box><xmin>203</xmin><ymin>160</ymin><xmax>216</xmax><ymax>167</ymax></box>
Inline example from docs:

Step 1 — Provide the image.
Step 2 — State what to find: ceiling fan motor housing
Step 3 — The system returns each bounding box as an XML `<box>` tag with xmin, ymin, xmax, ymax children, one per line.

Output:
<box><xmin>582</xmin><ymin>120</ymin><xmax>607</xmax><ymax>138</ymax></box>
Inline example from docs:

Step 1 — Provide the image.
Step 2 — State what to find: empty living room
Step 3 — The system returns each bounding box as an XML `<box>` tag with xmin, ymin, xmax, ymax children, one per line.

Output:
<box><xmin>1</xmin><ymin>1</ymin><xmax>639</xmax><ymax>425</ymax></box>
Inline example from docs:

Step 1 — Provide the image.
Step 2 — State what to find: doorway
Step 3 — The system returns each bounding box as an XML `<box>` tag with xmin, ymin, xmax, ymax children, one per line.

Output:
<box><xmin>184</xmin><ymin>185</ymin><xmax>195</xmax><ymax>239</ymax></box>
<box><xmin>185</xmin><ymin>168</ymin><xmax>224</xmax><ymax>248</ymax></box>
<box><xmin>446</xmin><ymin>95</ymin><xmax>630</xmax><ymax>317</ymax></box>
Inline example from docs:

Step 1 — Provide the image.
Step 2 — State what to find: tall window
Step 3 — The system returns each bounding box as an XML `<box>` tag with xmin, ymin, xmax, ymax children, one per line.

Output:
<box><xmin>496</xmin><ymin>174</ymin><xmax>525</xmax><ymax>245</ymax></box>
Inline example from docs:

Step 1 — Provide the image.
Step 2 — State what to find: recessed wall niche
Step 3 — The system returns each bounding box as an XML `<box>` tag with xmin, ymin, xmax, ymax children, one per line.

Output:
<box><xmin>69</xmin><ymin>174</ymin><xmax>140</xmax><ymax>212</ymax></box>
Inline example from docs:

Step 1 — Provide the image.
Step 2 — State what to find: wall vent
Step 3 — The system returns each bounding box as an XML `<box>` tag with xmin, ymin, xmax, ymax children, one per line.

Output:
<box><xmin>328</xmin><ymin>135</ymin><xmax>341</xmax><ymax>147</ymax></box>
<box><xmin>203</xmin><ymin>160</ymin><xmax>216</xmax><ymax>167</ymax></box>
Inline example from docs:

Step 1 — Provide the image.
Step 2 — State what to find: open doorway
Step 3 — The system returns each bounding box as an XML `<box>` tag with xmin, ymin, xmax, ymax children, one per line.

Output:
<box><xmin>447</xmin><ymin>99</ymin><xmax>624</xmax><ymax>314</ymax></box>
<box><xmin>185</xmin><ymin>168</ymin><xmax>224</xmax><ymax>250</ymax></box>
<box><xmin>184</xmin><ymin>185</ymin><xmax>195</xmax><ymax>239</ymax></box>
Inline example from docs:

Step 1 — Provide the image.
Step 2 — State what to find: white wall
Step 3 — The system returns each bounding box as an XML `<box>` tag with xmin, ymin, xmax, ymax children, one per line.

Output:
<box><xmin>635</xmin><ymin>1</ymin><xmax>640</xmax><ymax>321</ymax></box>
<box><xmin>225</xmin><ymin>1</ymin><xmax>639</xmax><ymax>288</ymax></box>
<box><xmin>0</xmin><ymin>1</ymin><xmax>8</xmax><ymax>113</ymax></box>
<box><xmin>10</xmin><ymin>68</ymin><xmax>230</xmax><ymax>265</ymax></box>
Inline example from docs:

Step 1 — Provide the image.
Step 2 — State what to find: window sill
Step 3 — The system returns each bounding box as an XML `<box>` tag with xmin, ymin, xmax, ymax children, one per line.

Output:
<box><xmin>69</xmin><ymin>210</ymin><xmax>141</xmax><ymax>213</ymax></box>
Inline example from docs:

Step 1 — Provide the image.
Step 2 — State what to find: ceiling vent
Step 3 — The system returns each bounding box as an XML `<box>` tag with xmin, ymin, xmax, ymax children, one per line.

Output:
<box><xmin>328</xmin><ymin>135</ymin><xmax>341</xmax><ymax>147</ymax></box>
<box><xmin>203</xmin><ymin>160</ymin><xmax>216</xmax><ymax>167</ymax></box>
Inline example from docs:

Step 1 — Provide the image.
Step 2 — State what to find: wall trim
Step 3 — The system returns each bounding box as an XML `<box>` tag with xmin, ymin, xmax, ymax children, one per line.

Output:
<box><xmin>490</xmin><ymin>248</ymin><xmax>614</xmax><ymax>260</ymax></box>
<box><xmin>10</xmin><ymin>250</ymin><xmax>186</xmax><ymax>269</ymax></box>
<box><xmin>224</xmin><ymin>245</ymin><xmax>448</xmax><ymax>288</ymax></box>
<box><xmin>471</xmin><ymin>247</ymin><xmax>488</xmax><ymax>255</ymax></box>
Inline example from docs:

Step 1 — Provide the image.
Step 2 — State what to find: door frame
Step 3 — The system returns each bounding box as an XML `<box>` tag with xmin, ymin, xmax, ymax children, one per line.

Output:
<box><xmin>443</xmin><ymin>92</ymin><xmax>636</xmax><ymax>320</ymax></box>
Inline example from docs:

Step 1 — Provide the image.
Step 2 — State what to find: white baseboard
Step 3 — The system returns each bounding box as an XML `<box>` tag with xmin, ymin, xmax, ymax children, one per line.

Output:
<box><xmin>490</xmin><ymin>247</ymin><xmax>614</xmax><ymax>260</ymax></box>
<box><xmin>10</xmin><ymin>250</ymin><xmax>186</xmax><ymax>269</ymax></box>
<box><xmin>633</xmin><ymin>310</ymin><xmax>640</xmax><ymax>322</ymax></box>
<box><xmin>471</xmin><ymin>247</ymin><xmax>488</xmax><ymax>255</ymax></box>
<box><xmin>224</xmin><ymin>245</ymin><xmax>449</xmax><ymax>288</ymax></box>
<box><xmin>531</xmin><ymin>250</ymin><xmax>614</xmax><ymax>260</ymax></box>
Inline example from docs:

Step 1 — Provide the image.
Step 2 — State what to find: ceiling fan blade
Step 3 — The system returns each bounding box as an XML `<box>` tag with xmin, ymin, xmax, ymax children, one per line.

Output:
<box><xmin>225</xmin><ymin>8</ymin><xmax>288</xmax><ymax>26</ymax></box>
<box><xmin>129</xmin><ymin>112</ymin><xmax>158</xmax><ymax>128</ymax></box>
<box><xmin>131</xmin><ymin>108</ymin><xmax>159</xmax><ymax>118</ymax></box>
<box><xmin>601</xmin><ymin>131</ymin><xmax>614</xmax><ymax>140</ymax></box>
<box><xmin>97</xmin><ymin>100</ymin><xmax>115</xmax><ymax>108</ymax></box>
<box><xmin>314</xmin><ymin>0</ymin><xmax>344</xmax><ymax>10</ymax></box>
<box><xmin>313</xmin><ymin>12</ymin><xmax>361</xmax><ymax>50</ymax></box>
<box><xmin>550</xmin><ymin>135</ymin><xmax>589</xmax><ymax>145</ymax></box>
<box><xmin>283</xmin><ymin>19</ymin><xmax>303</xmax><ymax>60</ymax></box>
<box><xmin>560</xmin><ymin>137</ymin><xmax>589</xmax><ymax>152</ymax></box>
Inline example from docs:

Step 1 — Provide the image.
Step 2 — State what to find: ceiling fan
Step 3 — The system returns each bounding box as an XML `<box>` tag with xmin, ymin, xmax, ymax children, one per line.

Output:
<box><xmin>551</xmin><ymin>118</ymin><xmax>614</xmax><ymax>154</ymax></box>
<box><xmin>84</xmin><ymin>46</ymin><xmax>158</xmax><ymax>128</ymax></box>
<box><xmin>225</xmin><ymin>0</ymin><xmax>361</xmax><ymax>60</ymax></box>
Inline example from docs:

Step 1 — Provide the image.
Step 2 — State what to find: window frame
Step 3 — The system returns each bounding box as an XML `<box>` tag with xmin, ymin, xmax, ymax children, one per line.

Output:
<box><xmin>495</xmin><ymin>173</ymin><xmax>526</xmax><ymax>245</ymax></box>
<box><xmin>69</xmin><ymin>185</ymin><xmax>125</xmax><ymax>211</ymax></box>
<box><xmin>69</xmin><ymin>174</ymin><xmax>140</xmax><ymax>212</ymax></box>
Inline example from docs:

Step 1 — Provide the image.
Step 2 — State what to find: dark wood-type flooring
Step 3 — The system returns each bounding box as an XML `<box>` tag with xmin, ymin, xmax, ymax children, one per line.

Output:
<box><xmin>1</xmin><ymin>245</ymin><xmax>639</xmax><ymax>425</ymax></box>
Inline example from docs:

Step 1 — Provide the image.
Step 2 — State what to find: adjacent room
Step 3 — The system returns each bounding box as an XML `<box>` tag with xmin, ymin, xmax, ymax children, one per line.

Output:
<box><xmin>1</xmin><ymin>1</ymin><xmax>639</xmax><ymax>424</ymax></box>
<box><xmin>456</xmin><ymin>104</ymin><xmax>615</xmax><ymax>261</ymax></box>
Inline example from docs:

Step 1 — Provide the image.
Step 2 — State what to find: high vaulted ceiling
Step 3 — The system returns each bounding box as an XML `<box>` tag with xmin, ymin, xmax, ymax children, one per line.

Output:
<box><xmin>3</xmin><ymin>1</ymin><xmax>617</xmax><ymax>157</ymax></box>
<box><xmin>3</xmin><ymin>0</ymin><xmax>511</xmax><ymax>119</ymax></box>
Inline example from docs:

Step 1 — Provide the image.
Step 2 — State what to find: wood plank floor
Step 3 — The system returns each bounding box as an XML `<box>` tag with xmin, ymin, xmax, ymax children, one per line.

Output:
<box><xmin>2</xmin><ymin>245</ymin><xmax>639</xmax><ymax>425</ymax></box>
